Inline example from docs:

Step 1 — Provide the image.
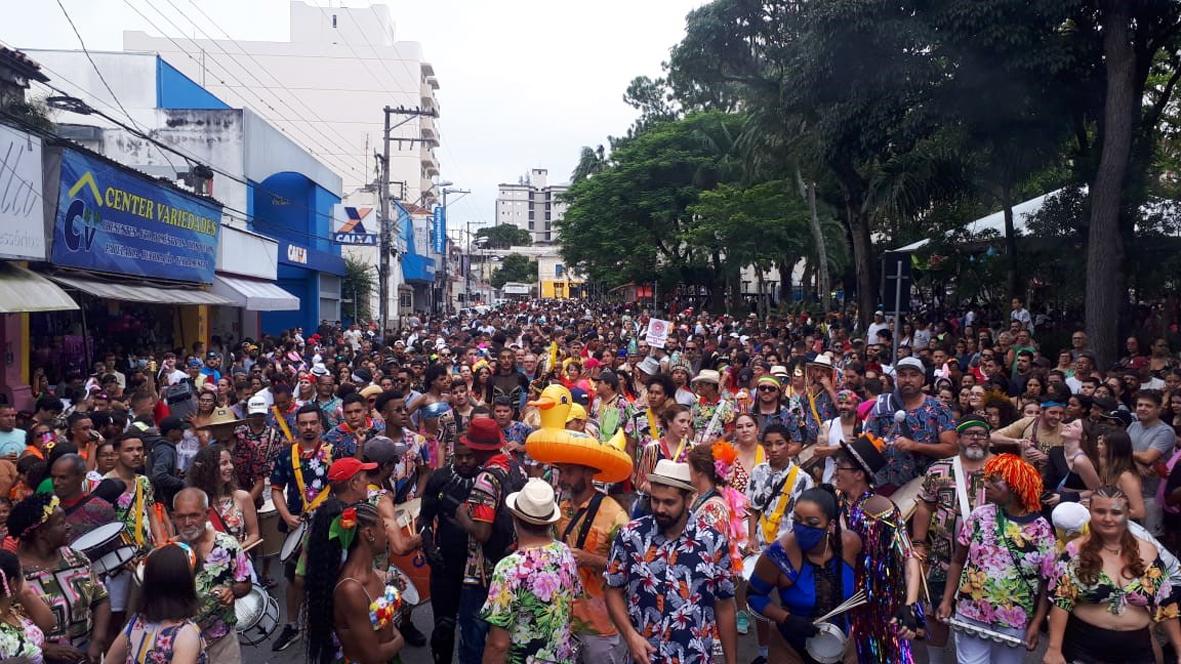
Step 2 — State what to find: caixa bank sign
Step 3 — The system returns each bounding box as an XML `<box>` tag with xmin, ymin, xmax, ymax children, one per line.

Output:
<box><xmin>286</xmin><ymin>244</ymin><xmax>307</xmax><ymax>264</ymax></box>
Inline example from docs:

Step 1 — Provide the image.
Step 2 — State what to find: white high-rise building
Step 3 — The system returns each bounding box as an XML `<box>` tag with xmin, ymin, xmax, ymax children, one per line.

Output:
<box><xmin>123</xmin><ymin>0</ymin><xmax>442</xmax><ymax>207</ymax></box>
<box><xmin>495</xmin><ymin>168</ymin><xmax>568</xmax><ymax>244</ymax></box>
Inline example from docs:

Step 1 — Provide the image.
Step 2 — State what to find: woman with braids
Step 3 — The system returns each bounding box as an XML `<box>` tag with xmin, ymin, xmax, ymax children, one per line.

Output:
<box><xmin>186</xmin><ymin>444</ymin><xmax>260</xmax><ymax>550</ymax></box>
<box><xmin>747</xmin><ymin>485</ymin><xmax>860</xmax><ymax>663</ymax></box>
<box><xmin>10</xmin><ymin>492</ymin><xmax>111</xmax><ymax>663</ymax></box>
<box><xmin>1045</xmin><ymin>486</ymin><xmax>1181</xmax><ymax>664</ymax></box>
<box><xmin>935</xmin><ymin>453</ymin><xmax>1055</xmax><ymax>663</ymax></box>
<box><xmin>105</xmin><ymin>543</ymin><xmax>204</xmax><ymax>664</ymax></box>
<box><xmin>304</xmin><ymin>499</ymin><xmax>404</xmax><ymax>664</ymax></box>
<box><xmin>0</xmin><ymin>549</ymin><xmax>55</xmax><ymax>662</ymax></box>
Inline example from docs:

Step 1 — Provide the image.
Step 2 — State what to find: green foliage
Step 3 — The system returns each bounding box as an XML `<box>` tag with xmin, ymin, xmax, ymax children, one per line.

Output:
<box><xmin>475</xmin><ymin>224</ymin><xmax>532</xmax><ymax>249</ymax></box>
<box><xmin>0</xmin><ymin>95</ymin><xmax>53</xmax><ymax>133</ymax></box>
<box><xmin>342</xmin><ymin>256</ymin><xmax>376</xmax><ymax>322</ymax></box>
<box><xmin>491</xmin><ymin>253</ymin><xmax>537</xmax><ymax>289</ymax></box>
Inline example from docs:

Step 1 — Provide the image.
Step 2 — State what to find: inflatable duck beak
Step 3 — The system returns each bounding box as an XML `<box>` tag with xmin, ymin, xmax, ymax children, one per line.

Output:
<box><xmin>529</xmin><ymin>396</ymin><xmax>557</xmax><ymax>410</ymax></box>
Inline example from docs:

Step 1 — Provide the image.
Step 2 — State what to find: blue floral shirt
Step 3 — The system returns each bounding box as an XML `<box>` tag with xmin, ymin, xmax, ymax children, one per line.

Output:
<box><xmin>865</xmin><ymin>395</ymin><xmax>954</xmax><ymax>487</ymax></box>
<box><xmin>322</xmin><ymin>418</ymin><xmax>386</xmax><ymax>458</ymax></box>
<box><xmin>269</xmin><ymin>442</ymin><xmax>332</xmax><ymax>517</ymax></box>
<box><xmin>750</xmin><ymin>405</ymin><xmax>800</xmax><ymax>440</ymax></box>
<box><xmin>604</xmin><ymin>515</ymin><xmax>736</xmax><ymax>662</ymax></box>
<box><xmin>798</xmin><ymin>390</ymin><xmax>837</xmax><ymax>444</ymax></box>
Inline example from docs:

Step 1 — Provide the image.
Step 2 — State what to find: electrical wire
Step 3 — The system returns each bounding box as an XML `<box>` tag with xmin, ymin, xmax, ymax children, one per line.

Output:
<box><xmin>53</xmin><ymin>0</ymin><xmax>181</xmax><ymax>175</ymax></box>
<box><xmin>121</xmin><ymin>0</ymin><xmax>361</xmax><ymax>179</ymax></box>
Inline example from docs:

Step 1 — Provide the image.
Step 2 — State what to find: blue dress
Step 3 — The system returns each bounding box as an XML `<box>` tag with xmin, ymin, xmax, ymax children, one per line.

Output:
<box><xmin>764</xmin><ymin>539</ymin><xmax>857</xmax><ymax>663</ymax></box>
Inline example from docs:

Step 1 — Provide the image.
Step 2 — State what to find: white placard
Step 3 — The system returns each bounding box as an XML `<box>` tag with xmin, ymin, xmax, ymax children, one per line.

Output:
<box><xmin>645</xmin><ymin>318</ymin><xmax>670</xmax><ymax>349</ymax></box>
<box><xmin>0</xmin><ymin>125</ymin><xmax>45</xmax><ymax>260</ymax></box>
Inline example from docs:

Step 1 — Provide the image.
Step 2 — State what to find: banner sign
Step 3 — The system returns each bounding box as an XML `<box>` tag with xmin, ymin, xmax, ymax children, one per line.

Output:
<box><xmin>0</xmin><ymin>125</ymin><xmax>45</xmax><ymax>260</ymax></box>
<box><xmin>52</xmin><ymin>149</ymin><xmax>221</xmax><ymax>283</ymax></box>
<box><xmin>332</xmin><ymin>204</ymin><xmax>378</xmax><ymax>245</ymax></box>
<box><xmin>645</xmin><ymin>318</ymin><xmax>671</xmax><ymax>349</ymax></box>
<box><xmin>432</xmin><ymin>205</ymin><xmax>446</xmax><ymax>254</ymax></box>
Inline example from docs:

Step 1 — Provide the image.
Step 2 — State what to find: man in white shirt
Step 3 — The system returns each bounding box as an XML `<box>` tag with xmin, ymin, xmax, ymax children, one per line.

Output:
<box><xmin>867</xmin><ymin>310</ymin><xmax>890</xmax><ymax>345</ymax></box>
<box><xmin>1010</xmin><ymin>297</ymin><xmax>1033</xmax><ymax>331</ymax></box>
<box><xmin>0</xmin><ymin>406</ymin><xmax>25</xmax><ymax>459</ymax></box>
<box><xmin>343</xmin><ymin>323</ymin><xmax>363</xmax><ymax>351</ymax></box>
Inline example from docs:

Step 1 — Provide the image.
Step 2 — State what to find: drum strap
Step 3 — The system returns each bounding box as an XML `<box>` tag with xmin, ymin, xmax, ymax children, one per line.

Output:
<box><xmin>133</xmin><ymin>478</ymin><xmax>145</xmax><ymax>547</ymax></box>
<box><xmin>951</xmin><ymin>456</ymin><xmax>972</xmax><ymax>525</ymax></box>
<box><xmin>292</xmin><ymin>442</ymin><xmax>332</xmax><ymax>514</ymax></box>
<box><xmin>273</xmin><ymin>406</ymin><xmax>294</xmax><ymax>443</ymax></box>
<box><xmin>209</xmin><ymin>506</ymin><xmax>228</xmax><ymax>533</ymax></box>
<box><xmin>562</xmin><ymin>493</ymin><xmax>605</xmax><ymax>551</ymax></box>
<box><xmin>646</xmin><ymin>408</ymin><xmax>659</xmax><ymax>444</ymax></box>
<box><xmin>760</xmin><ymin>464</ymin><xmax>800</xmax><ymax>544</ymax></box>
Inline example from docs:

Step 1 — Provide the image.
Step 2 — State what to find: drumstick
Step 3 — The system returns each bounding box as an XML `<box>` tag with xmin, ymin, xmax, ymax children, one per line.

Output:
<box><xmin>241</xmin><ymin>538</ymin><xmax>263</xmax><ymax>553</ymax></box>
<box><xmin>811</xmin><ymin>590</ymin><xmax>867</xmax><ymax>624</ymax></box>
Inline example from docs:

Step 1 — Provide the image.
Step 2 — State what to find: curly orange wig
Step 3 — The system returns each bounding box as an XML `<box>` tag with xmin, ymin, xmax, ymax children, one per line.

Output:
<box><xmin>984</xmin><ymin>453</ymin><xmax>1043</xmax><ymax>513</ymax></box>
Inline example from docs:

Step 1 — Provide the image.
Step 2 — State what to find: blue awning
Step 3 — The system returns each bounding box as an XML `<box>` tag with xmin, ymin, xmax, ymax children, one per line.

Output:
<box><xmin>402</xmin><ymin>253</ymin><xmax>435</xmax><ymax>284</ymax></box>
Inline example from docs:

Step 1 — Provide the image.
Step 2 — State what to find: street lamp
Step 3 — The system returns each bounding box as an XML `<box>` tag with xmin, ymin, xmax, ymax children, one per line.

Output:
<box><xmin>437</xmin><ymin>186</ymin><xmax>470</xmax><ymax>315</ymax></box>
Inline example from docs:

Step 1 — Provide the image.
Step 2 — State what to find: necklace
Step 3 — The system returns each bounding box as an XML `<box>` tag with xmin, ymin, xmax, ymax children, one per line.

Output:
<box><xmin>1102</xmin><ymin>543</ymin><xmax>1123</xmax><ymax>553</ymax></box>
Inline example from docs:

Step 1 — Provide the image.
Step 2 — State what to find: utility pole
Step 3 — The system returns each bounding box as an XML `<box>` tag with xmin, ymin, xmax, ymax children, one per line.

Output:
<box><xmin>439</xmin><ymin>187</ymin><xmax>470</xmax><ymax>315</ymax></box>
<box><xmin>377</xmin><ymin>105</ymin><xmax>436</xmax><ymax>338</ymax></box>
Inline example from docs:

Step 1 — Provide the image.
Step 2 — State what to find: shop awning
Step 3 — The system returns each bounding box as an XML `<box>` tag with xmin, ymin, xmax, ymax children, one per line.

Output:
<box><xmin>47</xmin><ymin>274</ymin><xmax>233</xmax><ymax>306</ymax></box>
<box><xmin>0</xmin><ymin>264</ymin><xmax>79</xmax><ymax>313</ymax></box>
<box><xmin>212</xmin><ymin>275</ymin><xmax>300</xmax><ymax>311</ymax></box>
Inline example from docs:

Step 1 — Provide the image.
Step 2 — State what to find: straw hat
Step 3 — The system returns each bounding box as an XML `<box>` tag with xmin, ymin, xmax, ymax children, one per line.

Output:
<box><xmin>648</xmin><ymin>459</ymin><xmax>695</xmax><ymax>492</ymax></box>
<box><xmin>506</xmin><ymin>478</ymin><xmax>562</xmax><ymax>525</ymax></box>
<box><xmin>198</xmin><ymin>407</ymin><xmax>243</xmax><ymax>429</ymax></box>
<box><xmin>691</xmin><ymin>369</ymin><xmax>721</xmax><ymax>385</ymax></box>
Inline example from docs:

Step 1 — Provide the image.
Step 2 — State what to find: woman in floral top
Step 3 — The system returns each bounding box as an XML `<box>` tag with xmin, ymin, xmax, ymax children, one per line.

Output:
<box><xmin>936</xmin><ymin>454</ymin><xmax>1055</xmax><ymax>663</ymax></box>
<box><xmin>105</xmin><ymin>544</ymin><xmax>205</xmax><ymax>664</ymax></box>
<box><xmin>186</xmin><ymin>444</ymin><xmax>260</xmax><ymax>549</ymax></box>
<box><xmin>0</xmin><ymin>550</ymin><xmax>55</xmax><ymax>664</ymax></box>
<box><xmin>1045</xmin><ymin>486</ymin><xmax>1181</xmax><ymax>664</ymax></box>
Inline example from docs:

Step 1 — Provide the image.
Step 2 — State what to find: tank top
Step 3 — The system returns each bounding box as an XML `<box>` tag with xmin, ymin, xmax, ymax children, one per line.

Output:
<box><xmin>121</xmin><ymin>614</ymin><xmax>206</xmax><ymax>664</ymax></box>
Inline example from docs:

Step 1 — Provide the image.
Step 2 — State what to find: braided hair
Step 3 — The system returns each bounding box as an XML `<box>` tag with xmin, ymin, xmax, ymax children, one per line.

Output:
<box><xmin>304</xmin><ymin>498</ymin><xmax>383</xmax><ymax>664</ymax></box>
<box><xmin>7</xmin><ymin>493</ymin><xmax>57</xmax><ymax>541</ymax></box>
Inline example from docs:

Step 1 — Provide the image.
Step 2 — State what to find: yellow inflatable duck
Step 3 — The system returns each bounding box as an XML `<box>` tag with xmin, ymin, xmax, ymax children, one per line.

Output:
<box><xmin>525</xmin><ymin>384</ymin><xmax>633</xmax><ymax>483</ymax></box>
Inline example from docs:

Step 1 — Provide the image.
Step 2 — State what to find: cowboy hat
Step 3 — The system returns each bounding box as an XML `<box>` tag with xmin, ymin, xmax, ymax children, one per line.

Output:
<box><xmin>806</xmin><ymin>354</ymin><xmax>834</xmax><ymax>370</ymax></box>
<box><xmin>506</xmin><ymin>478</ymin><xmax>562</xmax><ymax>525</ymax></box>
<box><xmin>197</xmin><ymin>407</ymin><xmax>244</xmax><ymax>429</ymax></box>
<box><xmin>648</xmin><ymin>459</ymin><xmax>695</xmax><ymax>492</ymax></box>
<box><xmin>690</xmin><ymin>369</ymin><xmax>721</xmax><ymax>385</ymax></box>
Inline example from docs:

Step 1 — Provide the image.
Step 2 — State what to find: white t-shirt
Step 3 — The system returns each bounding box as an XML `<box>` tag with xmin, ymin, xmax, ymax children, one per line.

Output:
<box><xmin>867</xmin><ymin>321</ymin><xmax>890</xmax><ymax>343</ymax></box>
<box><xmin>343</xmin><ymin>329</ymin><xmax>362</xmax><ymax>351</ymax></box>
<box><xmin>912</xmin><ymin>328</ymin><xmax>932</xmax><ymax>351</ymax></box>
<box><xmin>1011</xmin><ymin>308</ymin><xmax>1033</xmax><ymax>329</ymax></box>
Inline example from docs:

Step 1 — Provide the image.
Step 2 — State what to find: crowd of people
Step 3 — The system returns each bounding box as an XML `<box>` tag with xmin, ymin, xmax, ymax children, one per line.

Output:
<box><xmin>0</xmin><ymin>296</ymin><xmax>1179</xmax><ymax>663</ymax></box>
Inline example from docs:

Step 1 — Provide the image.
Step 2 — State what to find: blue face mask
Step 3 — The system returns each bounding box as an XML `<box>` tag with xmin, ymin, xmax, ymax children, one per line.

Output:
<box><xmin>793</xmin><ymin>522</ymin><xmax>827</xmax><ymax>552</ymax></box>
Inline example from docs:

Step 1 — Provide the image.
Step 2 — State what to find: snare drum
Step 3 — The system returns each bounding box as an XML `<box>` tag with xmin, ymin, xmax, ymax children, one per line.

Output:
<box><xmin>279</xmin><ymin>521</ymin><xmax>306</xmax><ymax>564</ymax></box>
<box><xmin>257</xmin><ymin>499</ymin><xmax>283</xmax><ymax>558</ymax></box>
<box><xmin>71</xmin><ymin>522</ymin><xmax>137</xmax><ymax>576</ymax></box>
<box><xmin>235</xmin><ymin>587</ymin><xmax>280</xmax><ymax>646</ymax></box>
<box><xmin>805</xmin><ymin>621</ymin><xmax>848</xmax><ymax>664</ymax></box>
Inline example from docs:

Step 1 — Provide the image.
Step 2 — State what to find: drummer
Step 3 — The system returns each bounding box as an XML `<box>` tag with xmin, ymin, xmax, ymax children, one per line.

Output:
<box><xmin>10</xmin><ymin>492</ymin><xmax>111</xmax><ymax>663</ymax></box>
<box><xmin>555</xmin><ymin>458</ymin><xmax>630</xmax><ymax>662</ymax></box>
<box><xmin>268</xmin><ymin>403</ymin><xmax>333</xmax><ymax>653</ymax></box>
<box><xmin>747</xmin><ymin>485</ymin><xmax>861</xmax><ymax>663</ymax></box>
<box><xmin>104</xmin><ymin>432</ymin><xmax>168</xmax><ymax>632</ymax></box>
<box><xmin>50</xmin><ymin>452</ymin><xmax>118</xmax><ymax>542</ymax></box>
<box><xmin>173</xmin><ymin>488</ymin><xmax>252</xmax><ymax>664</ymax></box>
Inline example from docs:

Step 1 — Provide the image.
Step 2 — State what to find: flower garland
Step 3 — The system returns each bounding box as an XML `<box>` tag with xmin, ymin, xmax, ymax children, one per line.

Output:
<box><xmin>368</xmin><ymin>583</ymin><xmax>402</xmax><ymax>630</ymax></box>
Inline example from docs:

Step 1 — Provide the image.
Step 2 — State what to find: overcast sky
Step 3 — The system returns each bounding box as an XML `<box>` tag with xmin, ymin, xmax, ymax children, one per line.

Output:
<box><xmin>2</xmin><ymin>0</ymin><xmax>705</xmax><ymax>228</ymax></box>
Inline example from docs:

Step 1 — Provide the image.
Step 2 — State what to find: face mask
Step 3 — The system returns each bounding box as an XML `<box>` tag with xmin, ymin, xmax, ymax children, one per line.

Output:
<box><xmin>793</xmin><ymin>521</ymin><xmax>827</xmax><ymax>552</ymax></box>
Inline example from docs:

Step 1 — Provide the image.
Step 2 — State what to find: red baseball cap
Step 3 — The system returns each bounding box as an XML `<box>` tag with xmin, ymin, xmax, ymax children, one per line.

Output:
<box><xmin>327</xmin><ymin>457</ymin><xmax>377</xmax><ymax>482</ymax></box>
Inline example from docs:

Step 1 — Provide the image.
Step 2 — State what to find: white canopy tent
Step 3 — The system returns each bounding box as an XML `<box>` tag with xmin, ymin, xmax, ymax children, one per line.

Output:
<box><xmin>893</xmin><ymin>188</ymin><xmax>1068</xmax><ymax>252</ymax></box>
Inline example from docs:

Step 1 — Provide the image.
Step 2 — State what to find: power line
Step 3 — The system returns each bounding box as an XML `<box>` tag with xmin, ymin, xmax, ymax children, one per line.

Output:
<box><xmin>120</xmin><ymin>0</ymin><xmax>361</xmax><ymax>178</ymax></box>
<box><xmin>53</xmin><ymin>0</ymin><xmax>181</xmax><ymax>174</ymax></box>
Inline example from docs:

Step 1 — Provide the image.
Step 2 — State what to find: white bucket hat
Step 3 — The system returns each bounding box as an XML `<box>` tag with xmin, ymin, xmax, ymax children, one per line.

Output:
<box><xmin>506</xmin><ymin>478</ymin><xmax>562</xmax><ymax>525</ymax></box>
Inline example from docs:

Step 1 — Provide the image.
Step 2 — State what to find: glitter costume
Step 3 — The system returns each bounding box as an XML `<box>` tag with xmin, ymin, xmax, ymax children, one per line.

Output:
<box><xmin>846</xmin><ymin>490</ymin><xmax>919</xmax><ymax>664</ymax></box>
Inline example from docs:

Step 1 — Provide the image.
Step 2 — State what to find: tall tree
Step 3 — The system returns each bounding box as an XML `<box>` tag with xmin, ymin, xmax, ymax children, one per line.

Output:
<box><xmin>475</xmin><ymin>224</ymin><xmax>532</xmax><ymax>249</ymax></box>
<box><xmin>491</xmin><ymin>253</ymin><xmax>538</xmax><ymax>289</ymax></box>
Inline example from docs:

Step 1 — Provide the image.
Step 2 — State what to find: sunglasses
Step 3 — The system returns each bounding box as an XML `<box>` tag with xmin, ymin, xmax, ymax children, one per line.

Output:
<box><xmin>757</xmin><ymin>386</ymin><xmax>779</xmax><ymax>392</ymax></box>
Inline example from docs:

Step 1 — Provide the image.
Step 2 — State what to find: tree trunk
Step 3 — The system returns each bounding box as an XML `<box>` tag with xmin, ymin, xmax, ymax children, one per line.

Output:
<box><xmin>1086</xmin><ymin>0</ymin><xmax>1135</xmax><ymax>370</ymax></box>
<box><xmin>795</xmin><ymin>169</ymin><xmax>831</xmax><ymax>312</ymax></box>
<box><xmin>1001</xmin><ymin>184</ymin><xmax>1019</xmax><ymax>299</ymax></box>
<box><xmin>847</xmin><ymin>203</ymin><xmax>875</xmax><ymax>330</ymax></box>
<box><xmin>778</xmin><ymin>258</ymin><xmax>794</xmax><ymax>307</ymax></box>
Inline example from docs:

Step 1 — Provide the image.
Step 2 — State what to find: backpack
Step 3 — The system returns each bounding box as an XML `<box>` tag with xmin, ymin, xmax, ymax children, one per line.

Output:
<box><xmin>481</xmin><ymin>460</ymin><xmax>528</xmax><ymax>566</ymax></box>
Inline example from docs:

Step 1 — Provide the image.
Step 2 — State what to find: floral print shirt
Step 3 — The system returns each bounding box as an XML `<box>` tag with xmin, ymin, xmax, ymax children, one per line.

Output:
<box><xmin>624</xmin><ymin>407</ymin><xmax>664</xmax><ymax>449</ymax></box>
<box><xmin>108</xmin><ymin>474</ymin><xmax>156</xmax><ymax>550</ymax></box>
<box><xmin>0</xmin><ymin>613</ymin><xmax>43</xmax><ymax>663</ymax></box>
<box><xmin>193</xmin><ymin>531</ymin><xmax>252</xmax><ymax>643</ymax></box>
<box><xmin>953</xmin><ymin>504</ymin><xmax>1055</xmax><ymax>630</ymax></box>
<box><xmin>480</xmin><ymin>541</ymin><xmax>583</xmax><ymax>664</ymax></box>
<box><xmin>604</xmin><ymin>514</ymin><xmax>736</xmax><ymax>662</ymax></box>
<box><xmin>390</xmin><ymin>428</ymin><xmax>430</xmax><ymax>500</ymax></box>
<box><xmin>746</xmin><ymin>461</ymin><xmax>814</xmax><ymax>547</ymax></box>
<box><xmin>1050</xmin><ymin>538</ymin><xmax>1179</xmax><ymax>622</ymax></box>
<box><xmin>120</xmin><ymin>615</ymin><xmax>206</xmax><ymax>664</ymax></box>
<box><xmin>269</xmin><ymin>442</ymin><xmax>333</xmax><ymax>517</ymax></box>
<box><xmin>323</xmin><ymin>418</ymin><xmax>386</xmax><ymax>458</ymax></box>
<box><xmin>691</xmin><ymin>395</ymin><xmax>736</xmax><ymax>442</ymax></box>
<box><xmin>798</xmin><ymin>390</ymin><xmax>837</xmax><ymax>444</ymax></box>
<box><xmin>918</xmin><ymin>458</ymin><xmax>987</xmax><ymax>585</ymax></box>
<box><xmin>231</xmin><ymin>425</ymin><xmax>283</xmax><ymax>492</ymax></box>
<box><xmin>23</xmin><ymin>546</ymin><xmax>109</xmax><ymax>648</ymax></box>
<box><xmin>865</xmin><ymin>395</ymin><xmax>954</xmax><ymax>487</ymax></box>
